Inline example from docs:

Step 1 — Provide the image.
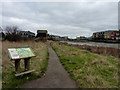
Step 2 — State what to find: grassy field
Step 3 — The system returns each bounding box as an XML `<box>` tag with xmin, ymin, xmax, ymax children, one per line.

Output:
<box><xmin>51</xmin><ymin>42</ymin><xmax>119</xmax><ymax>88</ymax></box>
<box><xmin>2</xmin><ymin>41</ymin><xmax>48</xmax><ymax>88</ymax></box>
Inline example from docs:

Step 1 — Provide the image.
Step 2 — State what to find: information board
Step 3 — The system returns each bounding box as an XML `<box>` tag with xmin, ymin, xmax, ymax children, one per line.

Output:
<box><xmin>8</xmin><ymin>47</ymin><xmax>35</xmax><ymax>59</ymax></box>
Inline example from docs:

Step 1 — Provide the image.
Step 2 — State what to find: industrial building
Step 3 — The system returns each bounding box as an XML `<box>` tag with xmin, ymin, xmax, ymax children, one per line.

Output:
<box><xmin>20</xmin><ymin>31</ymin><xmax>35</xmax><ymax>38</ymax></box>
<box><xmin>35</xmin><ymin>30</ymin><xmax>48</xmax><ymax>41</ymax></box>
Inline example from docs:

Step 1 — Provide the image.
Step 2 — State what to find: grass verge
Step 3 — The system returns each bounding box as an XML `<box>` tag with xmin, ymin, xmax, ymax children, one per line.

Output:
<box><xmin>2</xmin><ymin>41</ymin><xmax>48</xmax><ymax>88</ymax></box>
<box><xmin>51</xmin><ymin>42</ymin><xmax>119</xmax><ymax>88</ymax></box>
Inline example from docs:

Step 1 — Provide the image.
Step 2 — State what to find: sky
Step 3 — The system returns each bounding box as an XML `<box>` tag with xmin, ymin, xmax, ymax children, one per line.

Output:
<box><xmin>1</xmin><ymin>1</ymin><xmax>118</xmax><ymax>38</ymax></box>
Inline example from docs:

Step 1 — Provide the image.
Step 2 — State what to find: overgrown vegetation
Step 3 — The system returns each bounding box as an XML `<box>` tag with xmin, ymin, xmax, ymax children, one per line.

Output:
<box><xmin>3</xmin><ymin>26</ymin><xmax>22</xmax><ymax>41</ymax></box>
<box><xmin>2</xmin><ymin>41</ymin><xmax>48</xmax><ymax>88</ymax></box>
<box><xmin>60</xmin><ymin>42</ymin><xmax>120</xmax><ymax>58</ymax></box>
<box><xmin>51</xmin><ymin>42</ymin><xmax>119</xmax><ymax>88</ymax></box>
<box><xmin>1</xmin><ymin>26</ymin><xmax>35</xmax><ymax>41</ymax></box>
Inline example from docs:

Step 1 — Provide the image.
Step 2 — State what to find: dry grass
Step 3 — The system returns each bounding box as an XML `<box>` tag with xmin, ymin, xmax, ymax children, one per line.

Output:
<box><xmin>2</xmin><ymin>41</ymin><xmax>48</xmax><ymax>88</ymax></box>
<box><xmin>59</xmin><ymin>42</ymin><xmax>120</xmax><ymax>58</ymax></box>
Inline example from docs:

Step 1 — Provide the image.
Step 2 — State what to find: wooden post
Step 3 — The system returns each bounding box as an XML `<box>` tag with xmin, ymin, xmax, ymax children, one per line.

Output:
<box><xmin>24</xmin><ymin>58</ymin><xmax>30</xmax><ymax>71</ymax></box>
<box><xmin>15</xmin><ymin>59</ymin><xmax>20</xmax><ymax>73</ymax></box>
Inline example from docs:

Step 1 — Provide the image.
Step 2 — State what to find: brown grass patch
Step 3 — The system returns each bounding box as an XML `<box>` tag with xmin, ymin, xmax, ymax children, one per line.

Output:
<box><xmin>59</xmin><ymin>42</ymin><xmax>120</xmax><ymax>58</ymax></box>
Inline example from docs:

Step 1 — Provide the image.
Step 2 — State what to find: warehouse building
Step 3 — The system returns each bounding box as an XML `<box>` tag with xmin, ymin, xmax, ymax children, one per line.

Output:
<box><xmin>36</xmin><ymin>30</ymin><xmax>48</xmax><ymax>41</ymax></box>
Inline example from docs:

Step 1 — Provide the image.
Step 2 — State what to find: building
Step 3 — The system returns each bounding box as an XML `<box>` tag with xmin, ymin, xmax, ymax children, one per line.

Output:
<box><xmin>48</xmin><ymin>35</ymin><xmax>61</xmax><ymax>41</ymax></box>
<box><xmin>110</xmin><ymin>31</ymin><xmax>120</xmax><ymax>40</ymax></box>
<box><xmin>76</xmin><ymin>36</ymin><xmax>86</xmax><ymax>40</ymax></box>
<box><xmin>92</xmin><ymin>30</ymin><xmax>120</xmax><ymax>41</ymax></box>
<box><xmin>36</xmin><ymin>30</ymin><xmax>47</xmax><ymax>37</ymax></box>
<box><xmin>20</xmin><ymin>31</ymin><xmax>35</xmax><ymax>38</ymax></box>
<box><xmin>104</xmin><ymin>31</ymin><xmax>112</xmax><ymax>40</ymax></box>
<box><xmin>61</xmin><ymin>36</ymin><xmax>68</xmax><ymax>41</ymax></box>
<box><xmin>92</xmin><ymin>31</ymin><xmax>105</xmax><ymax>40</ymax></box>
<box><xmin>36</xmin><ymin>30</ymin><xmax>48</xmax><ymax>41</ymax></box>
<box><xmin>48</xmin><ymin>35</ymin><xmax>69</xmax><ymax>41</ymax></box>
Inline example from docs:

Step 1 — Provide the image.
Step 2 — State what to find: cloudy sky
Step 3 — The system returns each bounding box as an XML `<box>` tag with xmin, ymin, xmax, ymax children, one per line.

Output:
<box><xmin>1</xmin><ymin>1</ymin><xmax>118</xmax><ymax>38</ymax></box>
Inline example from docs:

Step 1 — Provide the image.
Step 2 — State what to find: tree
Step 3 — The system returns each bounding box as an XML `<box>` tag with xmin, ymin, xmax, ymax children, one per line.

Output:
<box><xmin>4</xmin><ymin>26</ymin><xmax>22</xmax><ymax>41</ymax></box>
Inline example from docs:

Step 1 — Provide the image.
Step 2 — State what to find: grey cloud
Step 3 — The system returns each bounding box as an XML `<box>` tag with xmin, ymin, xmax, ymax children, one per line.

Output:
<box><xmin>2</xmin><ymin>2</ymin><xmax>118</xmax><ymax>38</ymax></box>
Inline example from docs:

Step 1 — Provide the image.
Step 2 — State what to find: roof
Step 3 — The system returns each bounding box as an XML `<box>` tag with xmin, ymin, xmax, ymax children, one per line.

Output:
<box><xmin>93</xmin><ymin>30</ymin><xmax>118</xmax><ymax>34</ymax></box>
<box><xmin>37</xmin><ymin>30</ymin><xmax>47</xmax><ymax>33</ymax></box>
<box><xmin>20</xmin><ymin>31</ymin><xmax>35</xmax><ymax>34</ymax></box>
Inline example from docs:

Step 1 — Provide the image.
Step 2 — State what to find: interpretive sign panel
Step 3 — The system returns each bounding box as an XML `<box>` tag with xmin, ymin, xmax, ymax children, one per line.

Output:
<box><xmin>8</xmin><ymin>47</ymin><xmax>35</xmax><ymax>59</ymax></box>
<box><xmin>8</xmin><ymin>48</ymin><xmax>19</xmax><ymax>59</ymax></box>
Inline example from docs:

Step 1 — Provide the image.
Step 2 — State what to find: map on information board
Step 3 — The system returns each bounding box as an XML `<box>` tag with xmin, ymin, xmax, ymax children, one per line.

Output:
<box><xmin>8</xmin><ymin>48</ymin><xmax>20</xmax><ymax>59</ymax></box>
<box><xmin>8</xmin><ymin>47</ymin><xmax>35</xmax><ymax>59</ymax></box>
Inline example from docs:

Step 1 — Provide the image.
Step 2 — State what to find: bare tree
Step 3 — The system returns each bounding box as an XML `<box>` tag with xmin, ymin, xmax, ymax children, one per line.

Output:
<box><xmin>4</xmin><ymin>26</ymin><xmax>22</xmax><ymax>41</ymax></box>
<box><xmin>0</xmin><ymin>27</ymin><xmax>5</xmax><ymax>41</ymax></box>
<box><xmin>5</xmin><ymin>26</ymin><xmax>20</xmax><ymax>35</ymax></box>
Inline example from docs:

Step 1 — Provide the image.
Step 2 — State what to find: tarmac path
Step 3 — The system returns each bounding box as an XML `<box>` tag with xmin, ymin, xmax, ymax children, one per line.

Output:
<box><xmin>21</xmin><ymin>43</ymin><xmax>77</xmax><ymax>88</ymax></box>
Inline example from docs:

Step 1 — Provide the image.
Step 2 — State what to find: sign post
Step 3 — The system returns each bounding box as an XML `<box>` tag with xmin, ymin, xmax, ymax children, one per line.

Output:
<box><xmin>8</xmin><ymin>47</ymin><xmax>35</xmax><ymax>76</ymax></box>
<box><xmin>15</xmin><ymin>59</ymin><xmax>21</xmax><ymax>73</ymax></box>
<box><xmin>24</xmin><ymin>57</ymin><xmax>30</xmax><ymax>71</ymax></box>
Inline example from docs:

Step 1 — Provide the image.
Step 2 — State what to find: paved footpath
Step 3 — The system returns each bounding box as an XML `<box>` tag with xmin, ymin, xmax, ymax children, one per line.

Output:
<box><xmin>21</xmin><ymin>44</ymin><xmax>77</xmax><ymax>88</ymax></box>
